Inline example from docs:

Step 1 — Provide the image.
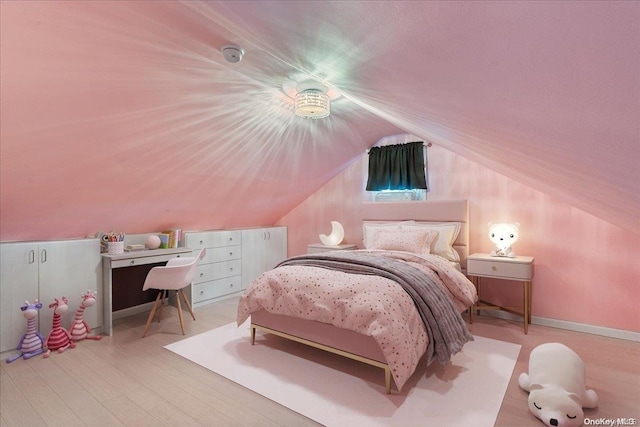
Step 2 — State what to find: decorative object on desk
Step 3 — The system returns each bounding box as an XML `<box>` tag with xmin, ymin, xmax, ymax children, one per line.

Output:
<box><xmin>158</xmin><ymin>233</ymin><xmax>171</xmax><ymax>249</ymax></box>
<box><xmin>145</xmin><ymin>234</ymin><xmax>161</xmax><ymax>249</ymax></box>
<box><xmin>319</xmin><ymin>221</ymin><xmax>345</xmax><ymax>246</ymax></box>
<box><xmin>5</xmin><ymin>300</ymin><xmax>45</xmax><ymax>363</ymax></box>
<box><xmin>161</xmin><ymin>229</ymin><xmax>182</xmax><ymax>248</ymax></box>
<box><xmin>69</xmin><ymin>290</ymin><xmax>102</xmax><ymax>342</ymax></box>
<box><xmin>519</xmin><ymin>343</ymin><xmax>598</xmax><ymax>427</ymax></box>
<box><xmin>107</xmin><ymin>241</ymin><xmax>124</xmax><ymax>255</ymax></box>
<box><xmin>104</xmin><ymin>231</ymin><xmax>125</xmax><ymax>254</ymax></box>
<box><xmin>488</xmin><ymin>222</ymin><xmax>520</xmax><ymax>258</ymax></box>
<box><xmin>43</xmin><ymin>297</ymin><xmax>75</xmax><ymax>358</ymax></box>
<box><xmin>125</xmin><ymin>244</ymin><xmax>145</xmax><ymax>251</ymax></box>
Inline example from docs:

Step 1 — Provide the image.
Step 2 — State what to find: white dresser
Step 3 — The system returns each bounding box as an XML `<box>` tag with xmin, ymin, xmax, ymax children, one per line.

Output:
<box><xmin>184</xmin><ymin>230</ymin><xmax>242</xmax><ymax>308</ymax></box>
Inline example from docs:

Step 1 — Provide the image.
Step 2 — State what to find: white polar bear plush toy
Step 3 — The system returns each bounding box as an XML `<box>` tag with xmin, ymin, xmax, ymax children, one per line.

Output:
<box><xmin>519</xmin><ymin>343</ymin><xmax>598</xmax><ymax>427</ymax></box>
<box><xmin>488</xmin><ymin>222</ymin><xmax>520</xmax><ymax>258</ymax></box>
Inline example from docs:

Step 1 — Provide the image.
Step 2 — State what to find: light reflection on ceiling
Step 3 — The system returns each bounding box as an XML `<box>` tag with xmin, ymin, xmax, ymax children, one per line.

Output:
<box><xmin>0</xmin><ymin>0</ymin><xmax>638</xmax><ymax>238</ymax></box>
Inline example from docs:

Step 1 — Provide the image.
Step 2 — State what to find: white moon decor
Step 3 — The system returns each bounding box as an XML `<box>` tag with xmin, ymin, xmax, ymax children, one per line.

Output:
<box><xmin>319</xmin><ymin>221</ymin><xmax>345</xmax><ymax>246</ymax></box>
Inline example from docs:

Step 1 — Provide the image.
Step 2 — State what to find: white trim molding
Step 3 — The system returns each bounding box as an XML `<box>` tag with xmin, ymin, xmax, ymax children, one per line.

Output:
<box><xmin>477</xmin><ymin>310</ymin><xmax>640</xmax><ymax>342</ymax></box>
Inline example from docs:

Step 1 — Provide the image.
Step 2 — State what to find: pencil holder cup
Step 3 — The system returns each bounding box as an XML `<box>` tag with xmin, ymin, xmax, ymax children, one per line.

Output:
<box><xmin>107</xmin><ymin>241</ymin><xmax>124</xmax><ymax>255</ymax></box>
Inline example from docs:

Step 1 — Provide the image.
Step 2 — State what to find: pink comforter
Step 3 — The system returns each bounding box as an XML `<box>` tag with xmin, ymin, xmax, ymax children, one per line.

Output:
<box><xmin>237</xmin><ymin>249</ymin><xmax>477</xmax><ymax>390</ymax></box>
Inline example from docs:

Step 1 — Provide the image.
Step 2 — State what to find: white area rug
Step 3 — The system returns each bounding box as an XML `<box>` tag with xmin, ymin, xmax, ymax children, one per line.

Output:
<box><xmin>166</xmin><ymin>322</ymin><xmax>521</xmax><ymax>427</ymax></box>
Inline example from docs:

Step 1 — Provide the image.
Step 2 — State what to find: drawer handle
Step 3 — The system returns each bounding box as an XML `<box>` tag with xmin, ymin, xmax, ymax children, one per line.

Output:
<box><xmin>200</xmin><ymin>290</ymin><xmax>204</xmax><ymax>295</ymax></box>
<box><xmin>199</xmin><ymin>240</ymin><xmax>204</xmax><ymax>245</ymax></box>
<box><xmin>230</xmin><ymin>267</ymin><xmax>234</xmax><ymax>271</ymax></box>
<box><xmin>491</xmin><ymin>266</ymin><xmax>497</xmax><ymax>271</ymax></box>
<box><xmin>200</xmin><ymin>273</ymin><xmax>204</xmax><ymax>277</ymax></box>
<box><xmin>229</xmin><ymin>283</ymin><xmax>234</xmax><ymax>288</ymax></box>
<box><xmin>130</xmin><ymin>260</ymin><xmax>135</xmax><ymax>265</ymax></box>
<box><xmin>229</xmin><ymin>252</ymin><xmax>233</xmax><ymax>256</ymax></box>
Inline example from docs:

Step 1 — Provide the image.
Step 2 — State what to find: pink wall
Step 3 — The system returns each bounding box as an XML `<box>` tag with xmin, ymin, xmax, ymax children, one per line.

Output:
<box><xmin>278</xmin><ymin>135</ymin><xmax>640</xmax><ymax>333</ymax></box>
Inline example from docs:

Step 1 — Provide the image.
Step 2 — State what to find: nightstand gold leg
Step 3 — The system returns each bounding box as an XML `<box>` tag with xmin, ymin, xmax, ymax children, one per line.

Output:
<box><xmin>523</xmin><ymin>280</ymin><xmax>529</xmax><ymax>334</ymax></box>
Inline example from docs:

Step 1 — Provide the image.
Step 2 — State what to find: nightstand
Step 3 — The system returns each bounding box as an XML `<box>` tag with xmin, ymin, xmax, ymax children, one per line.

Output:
<box><xmin>307</xmin><ymin>243</ymin><xmax>358</xmax><ymax>254</ymax></box>
<box><xmin>467</xmin><ymin>253</ymin><xmax>534</xmax><ymax>334</ymax></box>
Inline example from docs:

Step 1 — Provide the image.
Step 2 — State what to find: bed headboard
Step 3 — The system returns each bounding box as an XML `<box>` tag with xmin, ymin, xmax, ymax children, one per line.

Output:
<box><xmin>361</xmin><ymin>200</ymin><xmax>469</xmax><ymax>270</ymax></box>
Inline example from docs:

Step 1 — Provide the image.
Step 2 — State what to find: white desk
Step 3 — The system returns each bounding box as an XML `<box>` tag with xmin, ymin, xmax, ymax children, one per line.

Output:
<box><xmin>102</xmin><ymin>248</ymin><xmax>193</xmax><ymax>336</ymax></box>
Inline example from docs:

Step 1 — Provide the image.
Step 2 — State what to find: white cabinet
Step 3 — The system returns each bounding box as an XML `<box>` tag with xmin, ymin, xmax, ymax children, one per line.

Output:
<box><xmin>0</xmin><ymin>239</ymin><xmax>102</xmax><ymax>355</ymax></box>
<box><xmin>241</xmin><ymin>227</ymin><xmax>287</xmax><ymax>289</ymax></box>
<box><xmin>184</xmin><ymin>230</ymin><xmax>242</xmax><ymax>307</ymax></box>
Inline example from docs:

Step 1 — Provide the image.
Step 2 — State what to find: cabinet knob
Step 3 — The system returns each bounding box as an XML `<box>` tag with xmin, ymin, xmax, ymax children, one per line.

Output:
<box><xmin>229</xmin><ymin>252</ymin><xmax>233</xmax><ymax>256</ymax></box>
<box><xmin>230</xmin><ymin>267</ymin><xmax>234</xmax><ymax>272</ymax></box>
<box><xmin>199</xmin><ymin>240</ymin><xmax>204</xmax><ymax>245</ymax></box>
<box><xmin>200</xmin><ymin>290</ymin><xmax>204</xmax><ymax>295</ymax></box>
<box><xmin>130</xmin><ymin>260</ymin><xmax>135</xmax><ymax>265</ymax></box>
<box><xmin>491</xmin><ymin>266</ymin><xmax>497</xmax><ymax>271</ymax></box>
<box><xmin>200</xmin><ymin>272</ymin><xmax>204</xmax><ymax>277</ymax></box>
<box><xmin>229</xmin><ymin>237</ymin><xmax>233</xmax><ymax>241</ymax></box>
<box><xmin>229</xmin><ymin>283</ymin><xmax>234</xmax><ymax>288</ymax></box>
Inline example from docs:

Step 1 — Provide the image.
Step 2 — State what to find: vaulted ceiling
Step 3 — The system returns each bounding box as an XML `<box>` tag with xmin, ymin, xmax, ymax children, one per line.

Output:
<box><xmin>1</xmin><ymin>1</ymin><xmax>638</xmax><ymax>239</ymax></box>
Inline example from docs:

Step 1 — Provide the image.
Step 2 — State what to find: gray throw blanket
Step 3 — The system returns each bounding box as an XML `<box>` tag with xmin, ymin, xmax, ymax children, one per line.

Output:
<box><xmin>277</xmin><ymin>251</ymin><xmax>473</xmax><ymax>366</ymax></box>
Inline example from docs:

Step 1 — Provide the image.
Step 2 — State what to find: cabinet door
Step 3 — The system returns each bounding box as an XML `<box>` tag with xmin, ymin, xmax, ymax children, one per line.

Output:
<box><xmin>0</xmin><ymin>243</ymin><xmax>40</xmax><ymax>353</ymax></box>
<box><xmin>38</xmin><ymin>239</ymin><xmax>101</xmax><ymax>340</ymax></box>
<box><xmin>265</xmin><ymin>227</ymin><xmax>287</xmax><ymax>271</ymax></box>
<box><xmin>241</xmin><ymin>228</ymin><xmax>268</xmax><ymax>289</ymax></box>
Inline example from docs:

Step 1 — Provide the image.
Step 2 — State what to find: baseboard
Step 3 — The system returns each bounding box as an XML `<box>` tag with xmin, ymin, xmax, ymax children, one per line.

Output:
<box><xmin>112</xmin><ymin>301</ymin><xmax>156</xmax><ymax>320</ymax></box>
<box><xmin>477</xmin><ymin>310</ymin><xmax>640</xmax><ymax>342</ymax></box>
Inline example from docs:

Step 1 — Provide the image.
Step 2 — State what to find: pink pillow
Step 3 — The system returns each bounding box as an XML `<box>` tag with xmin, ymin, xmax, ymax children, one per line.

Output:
<box><xmin>370</xmin><ymin>228</ymin><xmax>438</xmax><ymax>254</ymax></box>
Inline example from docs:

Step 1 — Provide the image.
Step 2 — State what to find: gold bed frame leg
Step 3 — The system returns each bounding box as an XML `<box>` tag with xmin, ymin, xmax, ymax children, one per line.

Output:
<box><xmin>250</xmin><ymin>326</ymin><xmax>256</xmax><ymax>345</ymax></box>
<box><xmin>385</xmin><ymin>367</ymin><xmax>391</xmax><ymax>394</ymax></box>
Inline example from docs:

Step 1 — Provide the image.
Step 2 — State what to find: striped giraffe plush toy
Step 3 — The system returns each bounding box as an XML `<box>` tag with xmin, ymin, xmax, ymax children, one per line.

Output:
<box><xmin>5</xmin><ymin>300</ymin><xmax>45</xmax><ymax>363</ymax></box>
<box><xmin>43</xmin><ymin>297</ymin><xmax>76</xmax><ymax>358</ymax></box>
<box><xmin>69</xmin><ymin>290</ymin><xmax>102</xmax><ymax>342</ymax></box>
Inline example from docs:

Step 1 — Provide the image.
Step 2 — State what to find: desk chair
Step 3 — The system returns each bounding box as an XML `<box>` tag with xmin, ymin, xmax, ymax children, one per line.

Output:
<box><xmin>142</xmin><ymin>248</ymin><xmax>206</xmax><ymax>337</ymax></box>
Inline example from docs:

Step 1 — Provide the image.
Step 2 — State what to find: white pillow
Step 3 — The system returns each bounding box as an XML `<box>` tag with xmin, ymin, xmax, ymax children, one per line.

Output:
<box><xmin>401</xmin><ymin>222</ymin><xmax>461</xmax><ymax>262</ymax></box>
<box><xmin>370</xmin><ymin>228</ymin><xmax>438</xmax><ymax>254</ymax></box>
<box><xmin>362</xmin><ymin>221</ymin><xmax>414</xmax><ymax>248</ymax></box>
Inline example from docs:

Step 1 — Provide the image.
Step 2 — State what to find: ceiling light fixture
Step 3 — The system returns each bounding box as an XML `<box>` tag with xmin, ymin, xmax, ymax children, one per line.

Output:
<box><xmin>295</xmin><ymin>89</ymin><xmax>330</xmax><ymax>119</ymax></box>
<box><xmin>282</xmin><ymin>79</ymin><xmax>334</xmax><ymax>119</ymax></box>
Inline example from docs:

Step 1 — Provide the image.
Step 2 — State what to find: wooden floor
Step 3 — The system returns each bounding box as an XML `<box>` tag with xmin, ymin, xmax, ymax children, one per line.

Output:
<box><xmin>2</xmin><ymin>296</ymin><xmax>639</xmax><ymax>427</ymax></box>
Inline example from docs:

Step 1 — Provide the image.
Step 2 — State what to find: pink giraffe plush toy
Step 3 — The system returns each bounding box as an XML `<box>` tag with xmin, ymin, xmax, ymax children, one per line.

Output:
<box><xmin>6</xmin><ymin>300</ymin><xmax>45</xmax><ymax>363</ymax></box>
<box><xmin>43</xmin><ymin>297</ymin><xmax>76</xmax><ymax>358</ymax></box>
<box><xmin>69</xmin><ymin>290</ymin><xmax>102</xmax><ymax>342</ymax></box>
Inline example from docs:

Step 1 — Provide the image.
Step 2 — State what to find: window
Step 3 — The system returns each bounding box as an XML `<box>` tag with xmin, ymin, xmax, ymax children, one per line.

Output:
<box><xmin>366</xmin><ymin>141</ymin><xmax>428</xmax><ymax>201</ymax></box>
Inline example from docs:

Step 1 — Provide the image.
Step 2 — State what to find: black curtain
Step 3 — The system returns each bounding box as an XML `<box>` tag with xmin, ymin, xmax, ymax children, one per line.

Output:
<box><xmin>366</xmin><ymin>141</ymin><xmax>427</xmax><ymax>191</ymax></box>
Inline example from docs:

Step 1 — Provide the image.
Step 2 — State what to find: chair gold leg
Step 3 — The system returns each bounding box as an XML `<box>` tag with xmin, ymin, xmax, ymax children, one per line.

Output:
<box><xmin>179</xmin><ymin>289</ymin><xmax>196</xmax><ymax>321</ymax></box>
<box><xmin>157</xmin><ymin>289</ymin><xmax>168</xmax><ymax>322</ymax></box>
<box><xmin>175</xmin><ymin>290</ymin><xmax>185</xmax><ymax>335</ymax></box>
<box><xmin>143</xmin><ymin>293</ymin><xmax>162</xmax><ymax>338</ymax></box>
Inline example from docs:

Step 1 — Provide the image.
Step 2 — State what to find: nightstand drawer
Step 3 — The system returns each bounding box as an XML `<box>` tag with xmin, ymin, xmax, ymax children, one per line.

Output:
<box><xmin>467</xmin><ymin>258</ymin><xmax>533</xmax><ymax>280</ymax></box>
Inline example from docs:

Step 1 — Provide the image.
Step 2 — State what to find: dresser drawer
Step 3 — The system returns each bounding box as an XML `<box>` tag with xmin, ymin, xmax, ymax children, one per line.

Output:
<box><xmin>192</xmin><ymin>276</ymin><xmax>241</xmax><ymax>303</ymax></box>
<box><xmin>200</xmin><ymin>245</ymin><xmax>241</xmax><ymax>264</ymax></box>
<box><xmin>193</xmin><ymin>259</ymin><xmax>241</xmax><ymax>284</ymax></box>
<box><xmin>185</xmin><ymin>231</ymin><xmax>242</xmax><ymax>249</ymax></box>
<box><xmin>467</xmin><ymin>258</ymin><xmax>533</xmax><ymax>280</ymax></box>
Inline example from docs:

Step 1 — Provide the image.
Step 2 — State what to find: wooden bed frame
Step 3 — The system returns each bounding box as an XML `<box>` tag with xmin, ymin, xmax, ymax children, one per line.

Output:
<box><xmin>250</xmin><ymin>200</ymin><xmax>470</xmax><ymax>394</ymax></box>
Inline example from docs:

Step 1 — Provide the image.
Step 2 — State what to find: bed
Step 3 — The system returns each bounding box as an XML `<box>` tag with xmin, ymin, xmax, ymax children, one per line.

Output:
<box><xmin>237</xmin><ymin>200</ymin><xmax>477</xmax><ymax>394</ymax></box>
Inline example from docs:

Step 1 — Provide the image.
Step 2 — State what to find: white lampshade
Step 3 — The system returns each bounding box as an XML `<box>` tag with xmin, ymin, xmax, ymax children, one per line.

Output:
<box><xmin>295</xmin><ymin>89</ymin><xmax>330</xmax><ymax>119</ymax></box>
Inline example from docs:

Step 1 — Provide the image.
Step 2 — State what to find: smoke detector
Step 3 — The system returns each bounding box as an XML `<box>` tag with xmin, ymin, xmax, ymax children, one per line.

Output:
<box><xmin>221</xmin><ymin>44</ymin><xmax>245</xmax><ymax>63</ymax></box>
